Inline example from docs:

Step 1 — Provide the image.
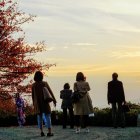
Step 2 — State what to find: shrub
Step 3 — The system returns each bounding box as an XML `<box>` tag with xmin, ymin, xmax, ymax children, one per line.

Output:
<box><xmin>0</xmin><ymin>102</ymin><xmax>140</xmax><ymax>127</ymax></box>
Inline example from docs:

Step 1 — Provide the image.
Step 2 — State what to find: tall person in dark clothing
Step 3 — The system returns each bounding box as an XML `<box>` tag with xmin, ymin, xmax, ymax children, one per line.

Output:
<box><xmin>60</xmin><ymin>83</ymin><xmax>74</xmax><ymax>129</ymax></box>
<box><xmin>107</xmin><ymin>73</ymin><xmax>126</xmax><ymax>128</ymax></box>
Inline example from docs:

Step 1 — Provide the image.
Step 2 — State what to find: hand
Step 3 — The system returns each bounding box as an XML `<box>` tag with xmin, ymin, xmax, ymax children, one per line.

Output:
<box><xmin>108</xmin><ymin>102</ymin><xmax>110</xmax><ymax>105</ymax></box>
<box><xmin>122</xmin><ymin>101</ymin><xmax>126</xmax><ymax>105</ymax></box>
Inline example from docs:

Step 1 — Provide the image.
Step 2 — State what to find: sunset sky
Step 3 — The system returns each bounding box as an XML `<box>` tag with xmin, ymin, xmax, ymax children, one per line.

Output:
<box><xmin>19</xmin><ymin>0</ymin><xmax>140</xmax><ymax>108</ymax></box>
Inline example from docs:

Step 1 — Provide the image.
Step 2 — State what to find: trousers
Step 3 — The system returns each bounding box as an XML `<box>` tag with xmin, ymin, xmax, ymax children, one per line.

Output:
<box><xmin>37</xmin><ymin>113</ymin><xmax>51</xmax><ymax>129</ymax></box>
<box><xmin>111</xmin><ymin>102</ymin><xmax>125</xmax><ymax>127</ymax></box>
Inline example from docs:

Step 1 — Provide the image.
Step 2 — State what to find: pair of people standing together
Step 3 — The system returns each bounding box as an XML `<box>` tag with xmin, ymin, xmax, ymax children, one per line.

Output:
<box><xmin>60</xmin><ymin>72</ymin><xmax>94</xmax><ymax>133</ymax></box>
<box><xmin>32</xmin><ymin>71</ymin><xmax>94</xmax><ymax>136</ymax></box>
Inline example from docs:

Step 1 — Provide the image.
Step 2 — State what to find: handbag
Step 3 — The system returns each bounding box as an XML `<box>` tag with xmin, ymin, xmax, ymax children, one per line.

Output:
<box><xmin>122</xmin><ymin>104</ymin><xmax>130</xmax><ymax>112</ymax></box>
<box><xmin>43</xmin><ymin>87</ymin><xmax>54</xmax><ymax>102</ymax></box>
<box><xmin>71</xmin><ymin>91</ymin><xmax>82</xmax><ymax>103</ymax></box>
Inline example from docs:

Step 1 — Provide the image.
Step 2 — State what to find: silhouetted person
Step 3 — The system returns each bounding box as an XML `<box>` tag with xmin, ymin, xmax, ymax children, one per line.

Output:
<box><xmin>15</xmin><ymin>93</ymin><xmax>26</xmax><ymax>127</ymax></box>
<box><xmin>32</xmin><ymin>71</ymin><xmax>56</xmax><ymax>137</ymax></box>
<box><xmin>73</xmin><ymin>72</ymin><xmax>94</xmax><ymax>133</ymax></box>
<box><xmin>107</xmin><ymin>73</ymin><xmax>126</xmax><ymax>128</ymax></box>
<box><xmin>60</xmin><ymin>83</ymin><xmax>74</xmax><ymax>129</ymax></box>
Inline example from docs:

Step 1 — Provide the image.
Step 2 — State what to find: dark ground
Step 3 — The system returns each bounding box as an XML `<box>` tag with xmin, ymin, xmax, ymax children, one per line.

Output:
<box><xmin>0</xmin><ymin>126</ymin><xmax>140</xmax><ymax>140</ymax></box>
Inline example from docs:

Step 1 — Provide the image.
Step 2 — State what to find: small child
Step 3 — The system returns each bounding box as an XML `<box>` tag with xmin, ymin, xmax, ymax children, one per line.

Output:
<box><xmin>60</xmin><ymin>83</ymin><xmax>74</xmax><ymax>129</ymax></box>
<box><xmin>15</xmin><ymin>93</ymin><xmax>26</xmax><ymax>127</ymax></box>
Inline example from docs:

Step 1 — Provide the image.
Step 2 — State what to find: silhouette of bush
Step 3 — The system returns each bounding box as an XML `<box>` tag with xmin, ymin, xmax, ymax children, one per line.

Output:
<box><xmin>51</xmin><ymin>110</ymin><xmax>63</xmax><ymax>125</ymax></box>
<box><xmin>0</xmin><ymin>116</ymin><xmax>17</xmax><ymax>126</ymax></box>
<box><xmin>90</xmin><ymin>108</ymin><xmax>112</xmax><ymax>126</ymax></box>
<box><xmin>0</xmin><ymin>103</ymin><xmax>140</xmax><ymax>127</ymax></box>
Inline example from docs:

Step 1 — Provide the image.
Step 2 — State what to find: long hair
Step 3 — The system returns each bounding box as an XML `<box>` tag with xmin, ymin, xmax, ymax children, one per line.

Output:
<box><xmin>76</xmin><ymin>72</ymin><xmax>85</xmax><ymax>81</ymax></box>
<box><xmin>34</xmin><ymin>71</ymin><xmax>43</xmax><ymax>82</ymax></box>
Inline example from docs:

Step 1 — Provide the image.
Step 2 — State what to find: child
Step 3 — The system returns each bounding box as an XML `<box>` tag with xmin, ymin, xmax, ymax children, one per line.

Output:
<box><xmin>15</xmin><ymin>93</ymin><xmax>26</xmax><ymax>127</ymax></box>
<box><xmin>60</xmin><ymin>83</ymin><xmax>74</xmax><ymax>129</ymax></box>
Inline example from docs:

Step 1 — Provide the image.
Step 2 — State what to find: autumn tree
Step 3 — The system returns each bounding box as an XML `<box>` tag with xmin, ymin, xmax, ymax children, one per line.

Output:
<box><xmin>0</xmin><ymin>0</ymin><xmax>52</xmax><ymax>102</ymax></box>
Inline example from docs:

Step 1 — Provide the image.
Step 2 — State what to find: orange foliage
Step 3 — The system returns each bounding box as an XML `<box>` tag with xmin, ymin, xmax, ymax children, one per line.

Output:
<box><xmin>0</xmin><ymin>0</ymin><xmax>54</xmax><ymax>105</ymax></box>
<box><xmin>0</xmin><ymin>97</ymin><xmax>16</xmax><ymax>117</ymax></box>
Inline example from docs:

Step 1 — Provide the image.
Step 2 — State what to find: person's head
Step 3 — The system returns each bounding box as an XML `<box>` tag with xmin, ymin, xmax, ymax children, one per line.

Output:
<box><xmin>112</xmin><ymin>72</ymin><xmax>118</xmax><ymax>80</ymax></box>
<box><xmin>64</xmin><ymin>83</ymin><xmax>70</xmax><ymax>90</ymax></box>
<box><xmin>34</xmin><ymin>71</ymin><xmax>43</xmax><ymax>82</ymax></box>
<box><xmin>76</xmin><ymin>72</ymin><xmax>85</xmax><ymax>81</ymax></box>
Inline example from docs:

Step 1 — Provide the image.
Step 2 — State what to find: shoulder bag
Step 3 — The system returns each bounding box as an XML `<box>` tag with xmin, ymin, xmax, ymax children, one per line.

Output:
<box><xmin>71</xmin><ymin>83</ymin><xmax>82</xmax><ymax>103</ymax></box>
<box><xmin>122</xmin><ymin>103</ymin><xmax>130</xmax><ymax>112</ymax></box>
<box><xmin>43</xmin><ymin>87</ymin><xmax>54</xmax><ymax>102</ymax></box>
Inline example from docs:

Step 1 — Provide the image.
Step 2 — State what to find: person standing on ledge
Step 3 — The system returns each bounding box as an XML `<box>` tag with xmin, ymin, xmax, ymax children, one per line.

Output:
<box><xmin>107</xmin><ymin>72</ymin><xmax>126</xmax><ymax>128</ymax></box>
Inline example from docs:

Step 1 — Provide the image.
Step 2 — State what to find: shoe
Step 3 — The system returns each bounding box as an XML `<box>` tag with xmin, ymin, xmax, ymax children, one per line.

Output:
<box><xmin>47</xmin><ymin>133</ymin><xmax>54</xmax><ymax>137</ymax></box>
<box><xmin>121</xmin><ymin>124</ymin><xmax>125</xmax><ymax>128</ymax></box>
<box><xmin>63</xmin><ymin>126</ymin><xmax>66</xmax><ymax>129</ymax></box>
<box><xmin>75</xmin><ymin>128</ymin><xmax>80</xmax><ymax>134</ymax></box>
<box><xmin>70</xmin><ymin>126</ymin><xmax>74</xmax><ymax>129</ymax></box>
<box><xmin>86</xmin><ymin>128</ymin><xmax>89</xmax><ymax>133</ymax></box>
<box><xmin>82</xmin><ymin>128</ymin><xmax>89</xmax><ymax>133</ymax></box>
<box><xmin>41</xmin><ymin>132</ymin><xmax>45</xmax><ymax>137</ymax></box>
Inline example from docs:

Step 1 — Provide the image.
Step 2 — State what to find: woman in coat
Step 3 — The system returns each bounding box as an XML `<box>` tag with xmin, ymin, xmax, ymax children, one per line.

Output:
<box><xmin>32</xmin><ymin>71</ymin><xmax>56</xmax><ymax>137</ymax></box>
<box><xmin>73</xmin><ymin>72</ymin><xmax>94</xmax><ymax>133</ymax></box>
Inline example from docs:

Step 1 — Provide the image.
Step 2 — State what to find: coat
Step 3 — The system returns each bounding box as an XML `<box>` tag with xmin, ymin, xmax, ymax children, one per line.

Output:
<box><xmin>73</xmin><ymin>81</ymin><xmax>94</xmax><ymax>115</ymax></box>
<box><xmin>107</xmin><ymin>80</ymin><xmax>125</xmax><ymax>103</ymax></box>
<box><xmin>60</xmin><ymin>89</ymin><xmax>73</xmax><ymax>109</ymax></box>
<box><xmin>32</xmin><ymin>81</ymin><xmax>56</xmax><ymax>114</ymax></box>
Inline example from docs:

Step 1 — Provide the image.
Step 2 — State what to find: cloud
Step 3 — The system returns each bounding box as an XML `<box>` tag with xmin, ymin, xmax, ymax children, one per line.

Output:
<box><xmin>63</xmin><ymin>46</ymin><xmax>69</xmax><ymax>49</ymax></box>
<box><xmin>47</xmin><ymin>47</ymin><xmax>56</xmax><ymax>51</ymax></box>
<box><xmin>47</xmin><ymin>64</ymin><xmax>113</xmax><ymax>76</ymax></box>
<box><xmin>73</xmin><ymin>43</ymin><xmax>97</xmax><ymax>46</ymax></box>
<box><xmin>109</xmin><ymin>46</ymin><xmax>140</xmax><ymax>59</ymax></box>
<box><xmin>92</xmin><ymin>0</ymin><xmax>140</xmax><ymax>16</ymax></box>
<box><xmin>20</xmin><ymin>0</ymin><xmax>140</xmax><ymax>46</ymax></box>
<box><xmin>108</xmin><ymin>26</ymin><xmax>140</xmax><ymax>33</ymax></box>
<box><xmin>111</xmin><ymin>51</ymin><xmax>140</xmax><ymax>59</ymax></box>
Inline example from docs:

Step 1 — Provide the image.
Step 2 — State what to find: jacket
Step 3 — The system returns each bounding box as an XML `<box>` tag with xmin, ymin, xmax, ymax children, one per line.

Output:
<box><xmin>32</xmin><ymin>81</ymin><xmax>56</xmax><ymax>114</ymax></box>
<box><xmin>107</xmin><ymin>80</ymin><xmax>125</xmax><ymax>103</ymax></box>
<box><xmin>73</xmin><ymin>81</ymin><xmax>94</xmax><ymax>115</ymax></box>
<box><xmin>60</xmin><ymin>89</ymin><xmax>73</xmax><ymax>109</ymax></box>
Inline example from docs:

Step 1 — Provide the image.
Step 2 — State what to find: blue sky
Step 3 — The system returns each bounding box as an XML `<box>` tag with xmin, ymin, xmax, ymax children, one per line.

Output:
<box><xmin>18</xmin><ymin>0</ymin><xmax>140</xmax><ymax>107</ymax></box>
